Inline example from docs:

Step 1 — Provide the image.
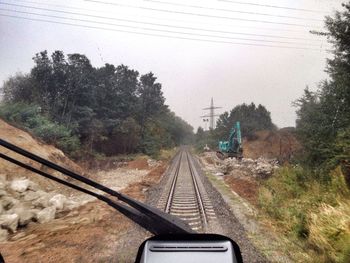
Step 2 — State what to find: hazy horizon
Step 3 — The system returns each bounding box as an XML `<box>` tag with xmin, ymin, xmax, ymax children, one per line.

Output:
<box><xmin>0</xmin><ymin>0</ymin><xmax>344</xmax><ymax>130</ymax></box>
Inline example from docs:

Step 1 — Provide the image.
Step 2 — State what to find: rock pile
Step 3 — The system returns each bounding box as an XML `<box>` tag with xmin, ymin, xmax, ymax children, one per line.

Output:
<box><xmin>219</xmin><ymin>157</ymin><xmax>279</xmax><ymax>178</ymax></box>
<box><xmin>147</xmin><ymin>159</ymin><xmax>161</xmax><ymax>168</ymax></box>
<box><xmin>0</xmin><ymin>175</ymin><xmax>79</xmax><ymax>242</ymax></box>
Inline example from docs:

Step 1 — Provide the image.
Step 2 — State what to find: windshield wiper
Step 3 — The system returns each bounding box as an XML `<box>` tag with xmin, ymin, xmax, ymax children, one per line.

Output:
<box><xmin>0</xmin><ymin>138</ymin><xmax>194</xmax><ymax>235</ymax></box>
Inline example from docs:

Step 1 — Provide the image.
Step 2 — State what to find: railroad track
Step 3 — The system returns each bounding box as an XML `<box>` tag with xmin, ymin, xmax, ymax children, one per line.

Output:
<box><xmin>157</xmin><ymin>148</ymin><xmax>216</xmax><ymax>232</ymax></box>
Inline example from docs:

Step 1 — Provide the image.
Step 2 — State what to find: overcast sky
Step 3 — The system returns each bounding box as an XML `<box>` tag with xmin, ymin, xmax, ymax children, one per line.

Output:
<box><xmin>0</xmin><ymin>0</ymin><xmax>345</xmax><ymax>130</ymax></box>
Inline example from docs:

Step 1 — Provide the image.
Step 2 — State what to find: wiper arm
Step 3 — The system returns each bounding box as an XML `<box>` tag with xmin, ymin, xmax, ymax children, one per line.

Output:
<box><xmin>0</xmin><ymin>138</ymin><xmax>194</xmax><ymax>235</ymax></box>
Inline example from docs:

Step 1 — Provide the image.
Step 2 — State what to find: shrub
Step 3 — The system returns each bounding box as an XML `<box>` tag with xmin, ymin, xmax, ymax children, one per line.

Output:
<box><xmin>0</xmin><ymin>103</ymin><xmax>80</xmax><ymax>154</ymax></box>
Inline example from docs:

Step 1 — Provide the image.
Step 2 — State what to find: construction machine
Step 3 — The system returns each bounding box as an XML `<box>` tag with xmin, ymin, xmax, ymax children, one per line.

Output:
<box><xmin>216</xmin><ymin>121</ymin><xmax>243</xmax><ymax>160</ymax></box>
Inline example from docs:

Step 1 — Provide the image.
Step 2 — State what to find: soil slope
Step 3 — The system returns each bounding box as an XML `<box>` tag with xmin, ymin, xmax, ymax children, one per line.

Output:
<box><xmin>0</xmin><ymin>119</ymin><xmax>85</xmax><ymax>193</ymax></box>
<box><xmin>243</xmin><ymin>128</ymin><xmax>302</xmax><ymax>161</ymax></box>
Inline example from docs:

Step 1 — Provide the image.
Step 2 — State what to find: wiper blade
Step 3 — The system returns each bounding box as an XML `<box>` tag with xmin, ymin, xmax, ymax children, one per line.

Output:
<box><xmin>0</xmin><ymin>138</ymin><xmax>193</xmax><ymax>235</ymax></box>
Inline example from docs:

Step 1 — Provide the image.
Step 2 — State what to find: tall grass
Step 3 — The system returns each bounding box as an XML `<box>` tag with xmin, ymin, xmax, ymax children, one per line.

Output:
<box><xmin>259</xmin><ymin>166</ymin><xmax>350</xmax><ymax>262</ymax></box>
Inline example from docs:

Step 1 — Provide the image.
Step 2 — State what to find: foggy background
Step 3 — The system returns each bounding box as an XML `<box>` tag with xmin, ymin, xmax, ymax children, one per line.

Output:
<box><xmin>0</xmin><ymin>0</ymin><xmax>344</xmax><ymax>130</ymax></box>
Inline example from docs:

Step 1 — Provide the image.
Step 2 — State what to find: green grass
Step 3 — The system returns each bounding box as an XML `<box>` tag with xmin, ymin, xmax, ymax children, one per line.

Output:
<box><xmin>258</xmin><ymin>166</ymin><xmax>350</xmax><ymax>262</ymax></box>
<box><xmin>158</xmin><ymin>147</ymin><xmax>178</xmax><ymax>160</ymax></box>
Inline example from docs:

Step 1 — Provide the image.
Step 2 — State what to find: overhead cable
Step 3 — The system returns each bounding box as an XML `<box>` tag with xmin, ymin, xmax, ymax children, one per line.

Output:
<box><xmin>0</xmin><ymin>8</ymin><xmax>329</xmax><ymax>48</ymax></box>
<box><xmin>11</xmin><ymin>0</ymin><xmax>316</xmax><ymax>33</ymax></box>
<box><xmin>144</xmin><ymin>0</ymin><xmax>324</xmax><ymax>22</ymax></box>
<box><xmin>0</xmin><ymin>3</ymin><xmax>328</xmax><ymax>44</ymax></box>
<box><xmin>84</xmin><ymin>0</ymin><xmax>319</xmax><ymax>28</ymax></box>
<box><xmin>0</xmin><ymin>13</ymin><xmax>330</xmax><ymax>51</ymax></box>
<box><xmin>219</xmin><ymin>0</ymin><xmax>328</xmax><ymax>14</ymax></box>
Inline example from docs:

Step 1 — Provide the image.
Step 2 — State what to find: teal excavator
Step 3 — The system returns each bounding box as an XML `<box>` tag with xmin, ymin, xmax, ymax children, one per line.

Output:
<box><xmin>216</xmin><ymin>121</ymin><xmax>243</xmax><ymax>160</ymax></box>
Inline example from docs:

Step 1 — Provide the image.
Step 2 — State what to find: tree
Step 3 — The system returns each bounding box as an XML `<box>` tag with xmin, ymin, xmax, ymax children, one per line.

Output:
<box><xmin>0</xmin><ymin>50</ymin><xmax>194</xmax><ymax>156</ymax></box>
<box><xmin>137</xmin><ymin>72</ymin><xmax>165</xmax><ymax>141</ymax></box>
<box><xmin>2</xmin><ymin>73</ymin><xmax>36</xmax><ymax>103</ymax></box>
<box><xmin>294</xmin><ymin>3</ymin><xmax>350</xmax><ymax>172</ymax></box>
<box><xmin>216</xmin><ymin>103</ymin><xmax>275</xmax><ymax>141</ymax></box>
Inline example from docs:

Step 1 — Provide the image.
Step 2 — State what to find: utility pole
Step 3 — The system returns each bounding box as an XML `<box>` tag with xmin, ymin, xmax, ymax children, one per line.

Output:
<box><xmin>202</xmin><ymin>118</ymin><xmax>209</xmax><ymax>131</ymax></box>
<box><xmin>201</xmin><ymin>98</ymin><xmax>222</xmax><ymax>130</ymax></box>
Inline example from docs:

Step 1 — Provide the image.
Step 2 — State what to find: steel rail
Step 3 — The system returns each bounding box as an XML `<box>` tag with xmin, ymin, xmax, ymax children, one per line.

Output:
<box><xmin>165</xmin><ymin>151</ymin><xmax>182</xmax><ymax>213</ymax></box>
<box><xmin>0</xmin><ymin>138</ymin><xmax>194</xmax><ymax>234</ymax></box>
<box><xmin>186</xmin><ymin>151</ymin><xmax>208</xmax><ymax>228</ymax></box>
<box><xmin>163</xmin><ymin>148</ymin><xmax>211</xmax><ymax>231</ymax></box>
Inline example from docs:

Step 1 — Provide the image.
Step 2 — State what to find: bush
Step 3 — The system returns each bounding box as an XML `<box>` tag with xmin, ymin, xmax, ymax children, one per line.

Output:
<box><xmin>0</xmin><ymin>103</ymin><xmax>80</xmax><ymax>154</ymax></box>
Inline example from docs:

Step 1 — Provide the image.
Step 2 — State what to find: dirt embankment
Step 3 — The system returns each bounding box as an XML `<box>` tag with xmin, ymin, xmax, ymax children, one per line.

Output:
<box><xmin>0</xmin><ymin>119</ymin><xmax>84</xmax><ymax>194</ymax></box>
<box><xmin>1</xmin><ymin>164</ymin><xmax>167</xmax><ymax>263</ymax></box>
<box><xmin>243</xmin><ymin>128</ymin><xmax>302</xmax><ymax>161</ymax></box>
<box><xmin>0</xmin><ymin>119</ymin><xmax>168</xmax><ymax>262</ymax></box>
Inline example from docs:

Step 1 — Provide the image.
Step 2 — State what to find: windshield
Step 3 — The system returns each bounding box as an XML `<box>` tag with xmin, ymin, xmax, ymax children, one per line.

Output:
<box><xmin>0</xmin><ymin>0</ymin><xmax>349</xmax><ymax>262</ymax></box>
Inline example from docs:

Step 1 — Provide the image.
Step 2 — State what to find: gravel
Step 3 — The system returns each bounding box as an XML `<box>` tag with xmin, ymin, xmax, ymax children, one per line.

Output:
<box><xmin>192</xmin><ymin>155</ymin><xmax>269</xmax><ymax>263</ymax></box>
<box><xmin>110</xmin><ymin>150</ymin><xmax>269</xmax><ymax>262</ymax></box>
<box><xmin>147</xmin><ymin>150</ymin><xmax>268</xmax><ymax>263</ymax></box>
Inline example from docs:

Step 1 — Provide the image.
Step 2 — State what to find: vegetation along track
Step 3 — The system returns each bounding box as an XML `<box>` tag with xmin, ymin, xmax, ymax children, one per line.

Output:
<box><xmin>157</xmin><ymin>148</ymin><xmax>217</xmax><ymax>232</ymax></box>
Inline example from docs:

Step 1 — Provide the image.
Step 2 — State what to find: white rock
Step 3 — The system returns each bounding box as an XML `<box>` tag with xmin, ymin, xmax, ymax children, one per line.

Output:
<box><xmin>49</xmin><ymin>194</ymin><xmax>67</xmax><ymax>210</ymax></box>
<box><xmin>0</xmin><ymin>181</ymin><xmax>6</xmax><ymax>190</ymax></box>
<box><xmin>36</xmin><ymin>207</ymin><xmax>56</xmax><ymax>223</ymax></box>
<box><xmin>0</xmin><ymin>228</ymin><xmax>8</xmax><ymax>242</ymax></box>
<box><xmin>11</xmin><ymin>206</ymin><xmax>36</xmax><ymax>226</ymax></box>
<box><xmin>32</xmin><ymin>191</ymin><xmax>51</xmax><ymax>208</ymax></box>
<box><xmin>63</xmin><ymin>200</ymin><xmax>79</xmax><ymax>210</ymax></box>
<box><xmin>241</xmin><ymin>158</ymin><xmax>254</xmax><ymax>165</ymax></box>
<box><xmin>0</xmin><ymin>174</ymin><xmax>6</xmax><ymax>183</ymax></box>
<box><xmin>147</xmin><ymin>159</ymin><xmax>155</xmax><ymax>167</ymax></box>
<box><xmin>23</xmin><ymin>190</ymin><xmax>41</xmax><ymax>201</ymax></box>
<box><xmin>0</xmin><ymin>189</ymin><xmax>7</xmax><ymax>197</ymax></box>
<box><xmin>0</xmin><ymin>214</ymin><xmax>19</xmax><ymax>232</ymax></box>
<box><xmin>10</xmin><ymin>179</ymin><xmax>30</xmax><ymax>193</ymax></box>
<box><xmin>215</xmin><ymin>172</ymin><xmax>224</xmax><ymax>176</ymax></box>
<box><xmin>28</xmin><ymin>181</ymin><xmax>39</xmax><ymax>191</ymax></box>
<box><xmin>1</xmin><ymin>196</ymin><xmax>19</xmax><ymax>210</ymax></box>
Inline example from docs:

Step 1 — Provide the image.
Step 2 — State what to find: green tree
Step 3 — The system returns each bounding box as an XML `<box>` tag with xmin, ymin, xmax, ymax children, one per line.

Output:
<box><xmin>216</xmin><ymin>103</ymin><xmax>275</xmax><ymax>140</ymax></box>
<box><xmin>0</xmin><ymin>50</ymin><xmax>193</xmax><ymax>156</ymax></box>
<box><xmin>137</xmin><ymin>72</ymin><xmax>165</xmax><ymax>141</ymax></box>
<box><xmin>295</xmin><ymin>4</ymin><xmax>350</xmax><ymax>172</ymax></box>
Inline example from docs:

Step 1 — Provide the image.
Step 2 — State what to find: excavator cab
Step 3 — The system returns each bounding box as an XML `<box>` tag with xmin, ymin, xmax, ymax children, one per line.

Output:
<box><xmin>217</xmin><ymin>121</ymin><xmax>243</xmax><ymax>160</ymax></box>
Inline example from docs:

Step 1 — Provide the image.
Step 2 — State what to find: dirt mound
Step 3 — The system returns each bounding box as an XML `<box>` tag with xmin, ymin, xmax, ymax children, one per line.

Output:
<box><xmin>0</xmin><ymin>119</ymin><xmax>84</xmax><ymax>192</ymax></box>
<box><xmin>127</xmin><ymin>158</ymin><xmax>149</xmax><ymax>170</ymax></box>
<box><xmin>224</xmin><ymin>176</ymin><xmax>259</xmax><ymax>205</ymax></box>
<box><xmin>243</xmin><ymin>128</ymin><xmax>302</xmax><ymax>161</ymax></box>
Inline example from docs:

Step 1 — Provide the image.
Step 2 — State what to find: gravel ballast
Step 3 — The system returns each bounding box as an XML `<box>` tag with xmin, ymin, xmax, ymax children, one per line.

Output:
<box><xmin>147</xmin><ymin>150</ymin><xmax>268</xmax><ymax>263</ymax></box>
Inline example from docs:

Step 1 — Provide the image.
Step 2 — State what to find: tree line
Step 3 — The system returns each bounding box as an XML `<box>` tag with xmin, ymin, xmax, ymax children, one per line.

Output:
<box><xmin>0</xmin><ymin>50</ymin><xmax>193</xmax><ymax>157</ymax></box>
<box><xmin>294</xmin><ymin>3</ymin><xmax>350</xmax><ymax>181</ymax></box>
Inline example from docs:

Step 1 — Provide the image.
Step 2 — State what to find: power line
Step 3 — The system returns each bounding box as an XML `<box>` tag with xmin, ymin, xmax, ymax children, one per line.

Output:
<box><xmin>12</xmin><ymin>0</ymin><xmax>315</xmax><ymax>33</ymax></box>
<box><xmin>84</xmin><ymin>0</ymin><xmax>320</xmax><ymax>28</ymax></box>
<box><xmin>219</xmin><ymin>0</ymin><xmax>328</xmax><ymax>14</ymax></box>
<box><xmin>144</xmin><ymin>0</ymin><xmax>324</xmax><ymax>22</ymax></box>
<box><xmin>0</xmin><ymin>13</ymin><xmax>330</xmax><ymax>51</ymax></box>
<box><xmin>0</xmin><ymin>2</ymin><xmax>327</xmax><ymax>44</ymax></box>
<box><xmin>0</xmin><ymin>8</ymin><xmax>327</xmax><ymax>47</ymax></box>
